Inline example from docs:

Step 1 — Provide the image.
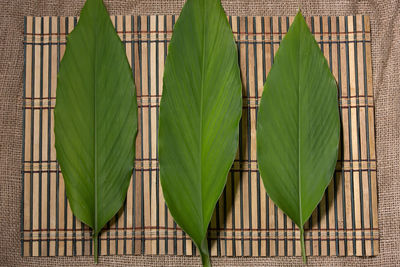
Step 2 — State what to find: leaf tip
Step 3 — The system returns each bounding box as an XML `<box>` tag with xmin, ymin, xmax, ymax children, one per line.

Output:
<box><xmin>296</xmin><ymin>9</ymin><xmax>304</xmax><ymax>20</ymax></box>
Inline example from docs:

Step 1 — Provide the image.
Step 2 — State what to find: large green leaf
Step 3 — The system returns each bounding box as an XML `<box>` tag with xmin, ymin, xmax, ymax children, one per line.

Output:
<box><xmin>256</xmin><ymin>11</ymin><xmax>340</xmax><ymax>262</ymax></box>
<box><xmin>159</xmin><ymin>0</ymin><xmax>242</xmax><ymax>265</ymax></box>
<box><xmin>54</xmin><ymin>0</ymin><xmax>137</xmax><ymax>262</ymax></box>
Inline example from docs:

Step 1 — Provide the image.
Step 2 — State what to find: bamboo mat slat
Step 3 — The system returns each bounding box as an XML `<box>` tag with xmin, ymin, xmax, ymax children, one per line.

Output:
<box><xmin>21</xmin><ymin>15</ymin><xmax>379</xmax><ymax>257</ymax></box>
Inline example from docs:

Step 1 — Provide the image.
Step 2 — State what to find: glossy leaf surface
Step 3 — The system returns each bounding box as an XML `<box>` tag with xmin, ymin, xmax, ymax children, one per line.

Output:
<box><xmin>159</xmin><ymin>0</ymin><xmax>242</xmax><ymax>265</ymax></box>
<box><xmin>54</xmin><ymin>0</ymin><xmax>137</xmax><ymax>261</ymax></box>
<box><xmin>256</xmin><ymin>11</ymin><xmax>340</xmax><ymax>262</ymax></box>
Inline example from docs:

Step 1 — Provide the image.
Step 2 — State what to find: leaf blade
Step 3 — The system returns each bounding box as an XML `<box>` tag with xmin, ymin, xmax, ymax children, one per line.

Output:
<box><xmin>256</xmin><ymin>11</ymin><xmax>340</xmax><ymax>259</ymax></box>
<box><xmin>159</xmin><ymin>0</ymin><xmax>242</xmax><ymax>263</ymax></box>
<box><xmin>54</xmin><ymin>0</ymin><xmax>137</xmax><ymax>260</ymax></box>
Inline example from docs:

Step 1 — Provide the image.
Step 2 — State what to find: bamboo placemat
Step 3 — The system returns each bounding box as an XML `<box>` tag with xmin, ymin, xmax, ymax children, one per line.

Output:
<box><xmin>21</xmin><ymin>15</ymin><xmax>379</xmax><ymax>258</ymax></box>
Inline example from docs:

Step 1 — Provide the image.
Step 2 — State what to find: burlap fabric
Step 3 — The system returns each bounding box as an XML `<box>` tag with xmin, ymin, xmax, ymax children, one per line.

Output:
<box><xmin>1</xmin><ymin>0</ymin><xmax>399</xmax><ymax>266</ymax></box>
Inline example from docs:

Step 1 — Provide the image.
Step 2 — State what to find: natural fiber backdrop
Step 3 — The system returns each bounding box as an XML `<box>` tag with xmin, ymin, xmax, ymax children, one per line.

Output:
<box><xmin>1</xmin><ymin>0</ymin><xmax>399</xmax><ymax>266</ymax></box>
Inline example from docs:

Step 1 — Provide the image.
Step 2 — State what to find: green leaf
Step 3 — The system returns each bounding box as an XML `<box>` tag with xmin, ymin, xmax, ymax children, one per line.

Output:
<box><xmin>256</xmin><ymin>11</ymin><xmax>340</xmax><ymax>262</ymax></box>
<box><xmin>158</xmin><ymin>0</ymin><xmax>242</xmax><ymax>265</ymax></box>
<box><xmin>54</xmin><ymin>0</ymin><xmax>137</xmax><ymax>262</ymax></box>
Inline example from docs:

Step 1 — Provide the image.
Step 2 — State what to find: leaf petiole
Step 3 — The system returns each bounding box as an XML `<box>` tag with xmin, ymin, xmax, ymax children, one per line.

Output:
<box><xmin>200</xmin><ymin>238</ymin><xmax>211</xmax><ymax>267</ymax></box>
<box><xmin>93</xmin><ymin>232</ymin><xmax>99</xmax><ymax>264</ymax></box>
<box><xmin>300</xmin><ymin>227</ymin><xmax>306</xmax><ymax>263</ymax></box>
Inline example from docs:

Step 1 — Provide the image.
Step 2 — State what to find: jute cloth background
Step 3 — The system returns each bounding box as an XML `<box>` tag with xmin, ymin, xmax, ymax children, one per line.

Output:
<box><xmin>0</xmin><ymin>0</ymin><xmax>398</xmax><ymax>266</ymax></box>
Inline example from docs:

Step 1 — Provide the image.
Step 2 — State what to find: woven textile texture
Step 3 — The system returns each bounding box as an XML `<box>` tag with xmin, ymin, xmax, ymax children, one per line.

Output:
<box><xmin>1</xmin><ymin>0</ymin><xmax>399</xmax><ymax>266</ymax></box>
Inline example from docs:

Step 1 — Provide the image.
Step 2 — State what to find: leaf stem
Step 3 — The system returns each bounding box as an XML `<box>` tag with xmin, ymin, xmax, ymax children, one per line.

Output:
<box><xmin>93</xmin><ymin>232</ymin><xmax>99</xmax><ymax>263</ymax></box>
<box><xmin>200</xmin><ymin>238</ymin><xmax>211</xmax><ymax>267</ymax></box>
<box><xmin>300</xmin><ymin>227</ymin><xmax>306</xmax><ymax>263</ymax></box>
<box><xmin>201</xmin><ymin>252</ymin><xmax>211</xmax><ymax>267</ymax></box>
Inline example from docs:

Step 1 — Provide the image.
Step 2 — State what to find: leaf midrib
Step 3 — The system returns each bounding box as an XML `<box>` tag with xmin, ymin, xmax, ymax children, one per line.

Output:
<box><xmin>199</xmin><ymin>0</ymin><xmax>206</xmax><ymax>233</ymax></box>
<box><xmin>297</xmin><ymin>17</ymin><xmax>303</xmax><ymax>229</ymax></box>
<box><xmin>93</xmin><ymin>2</ymin><xmax>99</xmax><ymax>234</ymax></box>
